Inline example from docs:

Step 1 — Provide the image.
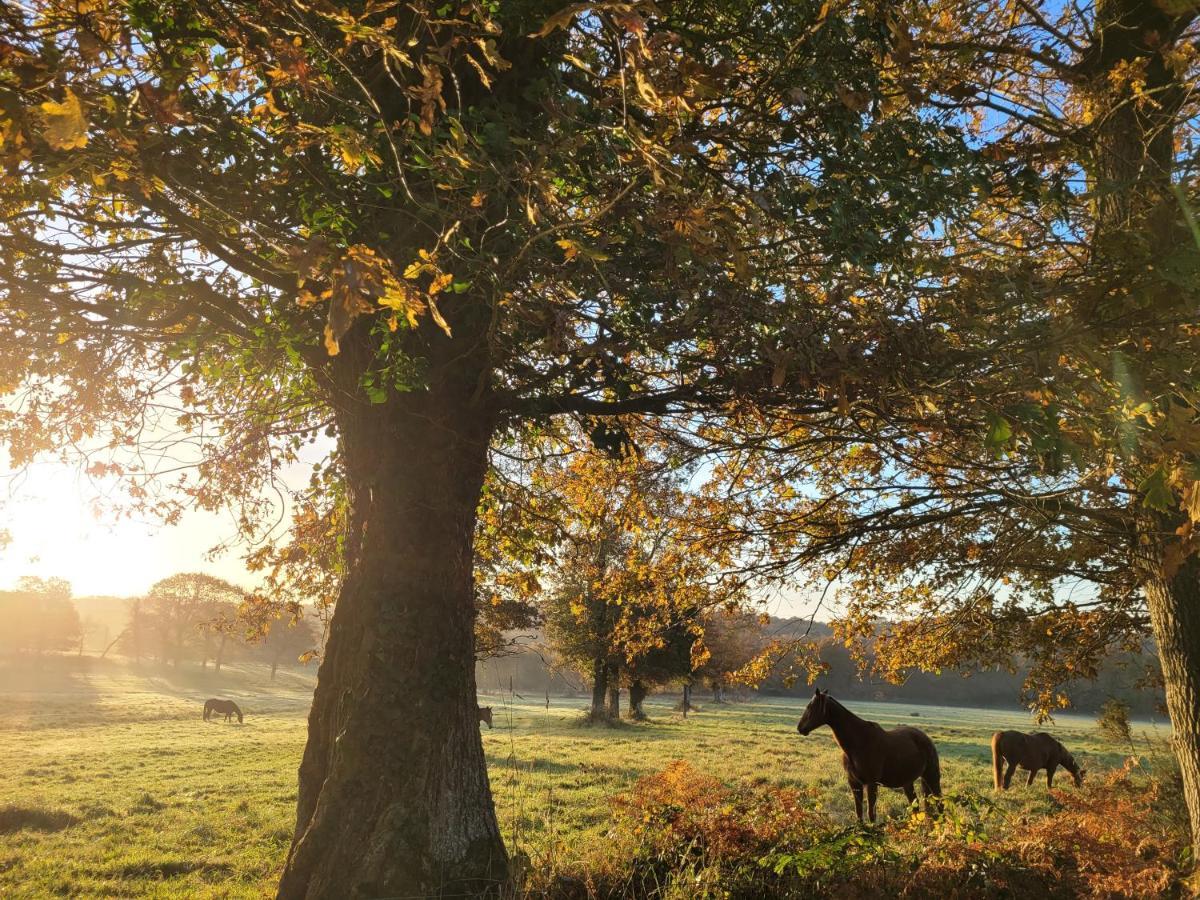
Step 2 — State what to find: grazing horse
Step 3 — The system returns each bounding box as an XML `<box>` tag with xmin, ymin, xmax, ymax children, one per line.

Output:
<box><xmin>796</xmin><ymin>688</ymin><xmax>941</xmax><ymax>823</ymax></box>
<box><xmin>203</xmin><ymin>698</ymin><xmax>243</xmax><ymax>723</ymax></box>
<box><xmin>992</xmin><ymin>730</ymin><xmax>1085</xmax><ymax>790</ymax></box>
<box><xmin>477</xmin><ymin>706</ymin><xmax>493</xmax><ymax>729</ymax></box>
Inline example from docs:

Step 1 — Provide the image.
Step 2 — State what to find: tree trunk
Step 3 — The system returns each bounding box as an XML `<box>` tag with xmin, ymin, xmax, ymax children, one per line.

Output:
<box><xmin>1085</xmin><ymin>0</ymin><xmax>1199</xmax><ymax>864</ymax></box>
<box><xmin>589</xmin><ymin>655</ymin><xmax>608</xmax><ymax>722</ymax></box>
<box><xmin>271</xmin><ymin>656</ymin><xmax>279</xmax><ymax>680</ymax></box>
<box><xmin>215</xmin><ymin>634</ymin><xmax>227</xmax><ymax>674</ymax></box>
<box><xmin>681</xmin><ymin>682</ymin><xmax>692</xmax><ymax>718</ymax></box>
<box><xmin>277</xmin><ymin>372</ymin><xmax>506</xmax><ymax>897</ymax></box>
<box><xmin>628</xmin><ymin>679</ymin><xmax>647</xmax><ymax>720</ymax></box>
<box><xmin>605</xmin><ymin>662</ymin><xmax>620</xmax><ymax>720</ymax></box>
<box><xmin>1137</xmin><ymin>526</ymin><xmax>1200</xmax><ymax>864</ymax></box>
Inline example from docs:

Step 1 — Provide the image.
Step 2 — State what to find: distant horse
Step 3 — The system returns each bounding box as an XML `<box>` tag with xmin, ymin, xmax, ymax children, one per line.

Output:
<box><xmin>796</xmin><ymin>688</ymin><xmax>941</xmax><ymax>823</ymax></box>
<box><xmin>477</xmin><ymin>706</ymin><xmax>493</xmax><ymax>729</ymax></box>
<box><xmin>203</xmin><ymin>699</ymin><xmax>243</xmax><ymax>723</ymax></box>
<box><xmin>992</xmin><ymin>730</ymin><xmax>1085</xmax><ymax>790</ymax></box>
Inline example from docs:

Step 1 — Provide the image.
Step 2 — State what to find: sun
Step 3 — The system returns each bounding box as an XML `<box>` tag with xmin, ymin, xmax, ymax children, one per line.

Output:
<box><xmin>1</xmin><ymin>459</ymin><xmax>252</xmax><ymax>598</ymax></box>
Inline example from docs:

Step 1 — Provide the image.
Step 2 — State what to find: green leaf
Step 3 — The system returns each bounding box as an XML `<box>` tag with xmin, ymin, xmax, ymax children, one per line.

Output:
<box><xmin>1139</xmin><ymin>466</ymin><xmax>1175</xmax><ymax>513</ymax></box>
<box><xmin>984</xmin><ymin>413</ymin><xmax>1012</xmax><ymax>451</ymax></box>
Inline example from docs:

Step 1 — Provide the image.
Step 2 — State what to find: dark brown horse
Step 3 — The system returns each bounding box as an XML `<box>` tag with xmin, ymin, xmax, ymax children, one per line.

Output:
<box><xmin>477</xmin><ymin>706</ymin><xmax>493</xmax><ymax>729</ymax></box>
<box><xmin>991</xmin><ymin>730</ymin><xmax>1085</xmax><ymax>790</ymax></box>
<box><xmin>796</xmin><ymin>688</ymin><xmax>941</xmax><ymax>823</ymax></box>
<box><xmin>203</xmin><ymin>698</ymin><xmax>243</xmax><ymax>723</ymax></box>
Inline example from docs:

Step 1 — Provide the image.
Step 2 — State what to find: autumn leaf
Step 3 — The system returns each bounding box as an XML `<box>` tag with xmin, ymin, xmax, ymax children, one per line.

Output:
<box><xmin>532</xmin><ymin>3</ymin><xmax>589</xmax><ymax>37</ymax></box>
<box><xmin>429</xmin><ymin>272</ymin><xmax>454</xmax><ymax>295</ymax></box>
<box><xmin>40</xmin><ymin>89</ymin><xmax>89</xmax><ymax>150</ymax></box>
<box><xmin>835</xmin><ymin>85</ymin><xmax>870</xmax><ymax>113</ymax></box>
<box><xmin>324</xmin><ymin>286</ymin><xmax>373</xmax><ymax>356</ymax></box>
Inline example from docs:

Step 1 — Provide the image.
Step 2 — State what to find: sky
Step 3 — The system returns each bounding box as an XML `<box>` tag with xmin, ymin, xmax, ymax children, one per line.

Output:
<box><xmin>0</xmin><ymin>457</ymin><xmax>258</xmax><ymax>597</ymax></box>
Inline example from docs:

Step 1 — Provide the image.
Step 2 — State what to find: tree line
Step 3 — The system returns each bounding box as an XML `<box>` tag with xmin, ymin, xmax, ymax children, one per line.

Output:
<box><xmin>0</xmin><ymin>573</ymin><xmax>318</xmax><ymax>678</ymax></box>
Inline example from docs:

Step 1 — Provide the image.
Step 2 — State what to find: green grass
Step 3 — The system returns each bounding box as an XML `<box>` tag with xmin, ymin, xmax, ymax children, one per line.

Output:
<box><xmin>0</xmin><ymin>658</ymin><xmax>1170</xmax><ymax>897</ymax></box>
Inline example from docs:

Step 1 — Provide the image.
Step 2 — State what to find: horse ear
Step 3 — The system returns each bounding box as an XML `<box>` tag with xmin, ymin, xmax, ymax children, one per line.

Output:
<box><xmin>813</xmin><ymin>686</ymin><xmax>821</xmax><ymax>697</ymax></box>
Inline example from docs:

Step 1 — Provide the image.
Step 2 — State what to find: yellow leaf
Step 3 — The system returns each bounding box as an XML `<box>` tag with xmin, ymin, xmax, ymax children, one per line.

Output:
<box><xmin>429</xmin><ymin>272</ymin><xmax>453</xmax><ymax>295</ymax></box>
<box><xmin>323</xmin><ymin>324</ymin><xmax>340</xmax><ymax>356</ymax></box>
<box><xmin>40</xmin><ymin>88</ymin><xmax>89</xmax><ymax>151</ymax></box>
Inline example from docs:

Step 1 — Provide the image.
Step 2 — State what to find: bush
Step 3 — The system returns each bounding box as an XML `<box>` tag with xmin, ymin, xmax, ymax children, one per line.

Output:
<box><xmin>523</xmin><ymin>761</ymin><xmax>1190</xmax><ymax>899</ymax></box>
<box><xmin>1097</xmin><ymin>696</ymin><xmax>1133</xmax><ymax>747</ymax></box>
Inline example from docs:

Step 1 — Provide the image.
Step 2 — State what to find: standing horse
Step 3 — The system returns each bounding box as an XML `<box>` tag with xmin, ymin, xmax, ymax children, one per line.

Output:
<box><xmin>991</xmin><ymin>730</ymin><xmax>1085</xmax><ymax>790</ymax></box>
<box><xmin>796</xmin><ymin>688</ymin><xmax>941</xmax><ymax>823</ymax></box>
<box><xmin>477</xmin><ymin>706</ymin><xmax>493</xmax><ymax>729</ymax></box>
<box><xmin>203</xmin><ymin>698</ymin><xmax>243</xmax><ymax>723</ymax></box>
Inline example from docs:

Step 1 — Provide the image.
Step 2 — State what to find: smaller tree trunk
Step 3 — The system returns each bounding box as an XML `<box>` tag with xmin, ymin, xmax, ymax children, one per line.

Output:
<box><xmin>215</xmin><ymin>634</ymin><xmax>227</xmax><ymax>674</ymax></box>
<box><xmin>681</xmin><ymin>682</ymin><xmax>693</xmax><ymax>718</ymax></box>
<box><xmin>606</xmin><ymin>671</ymin><xmax>620</xmax><ymax>721</ymax></box>
<box><xmin>589</xmin><ymin>655</ymin><xmax>608</xmax><ymax>722</ymax></box>
<box><xmin>628</xmin><ymin>680</ymin><xmax>648</xmax><ymax>720</ymax></box>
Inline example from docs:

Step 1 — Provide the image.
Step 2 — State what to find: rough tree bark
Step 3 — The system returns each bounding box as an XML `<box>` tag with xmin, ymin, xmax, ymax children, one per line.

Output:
<box><xmin>277</xmin><ymin>327</ymin><xmax>505</xmax><ymax>897</ymax></box>
<box><xmin>1136</xmin><ymin>516</ymin><xmax>1200</xmax><ymax>864</ymax></box>
<box><xmin>606</xmin><ymin>663</ymin><xmax>621</xmax><ymax>720</ymax></box>
<box><xmin>1083</xmin><ymin>0</ymin><xmax>1200</xmax><ymax>865</ymax></box>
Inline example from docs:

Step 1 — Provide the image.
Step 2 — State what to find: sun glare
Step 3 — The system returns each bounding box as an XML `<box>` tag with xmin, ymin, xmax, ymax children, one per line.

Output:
<box><xmin>1</xmin><ymin>460</ymin><xmax>252</xmax><ymax>597</ymax></box>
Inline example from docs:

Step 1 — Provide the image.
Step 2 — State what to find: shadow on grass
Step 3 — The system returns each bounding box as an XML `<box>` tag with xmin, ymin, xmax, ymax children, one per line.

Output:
<box><xmin>118</xmin><ymin>859</ymin><xmax>234</xmax><ymax>878</ymax></box>
<box><xmin>0</xmin><ymin>805</ymin><xmax>79</xmax><ymax>834</ymax></box>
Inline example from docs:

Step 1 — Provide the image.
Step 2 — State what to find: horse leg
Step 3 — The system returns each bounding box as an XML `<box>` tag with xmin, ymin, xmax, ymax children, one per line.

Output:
<box><xmin>1025</xmin><ymin>768</ymin><xmax>1036</xmax><ymax>787</ymax></box>
<box><xmin>1003</xmin><ymin>761</ymin><xmax>1018</xmax><ymax>789</ymax></box>
<box><xmin>866</xmin><ymin>783</ymin><xmax>878</xmax><ymax>824</ymax></box>
<box><xmin>903</xmin><ymin>782</ymin><xmax>917</xmax><ymax>811</ymax></box>
<box><xmin>1046</xmin><ymin>765</ymin><xmax>1056</xmax><ymax>788</ymax></box>
<box><xmin>851</xmin><ymin>781</ymin><xmax>864</xmax><ymax>824</ymax></box>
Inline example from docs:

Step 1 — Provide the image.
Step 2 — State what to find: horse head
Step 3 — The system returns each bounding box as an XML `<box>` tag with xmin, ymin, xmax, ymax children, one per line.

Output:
<box><xmin>1066</xmin><ymin>755</ymin><xmax>1085</xmax><ymax>787</ymax></box>
<box><xmin>796</xmin><ymin>687</ymin><xmax>831</xmax><ymax>735</ymax></box>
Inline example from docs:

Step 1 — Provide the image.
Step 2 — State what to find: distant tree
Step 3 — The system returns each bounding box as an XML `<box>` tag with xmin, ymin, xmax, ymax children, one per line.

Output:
<box><xmin>510</xmin><ymin>433</ymin><xmax>756</xmax><ymax>723</ymax></box>
<box><xmin>198</xmin><ymin>601</ymin><xmax>244</xmax><ymax>674</ymax></box>
<box><xmin>0</xmin><ymin>577</ymin><xmax>81</xmax><ymax>656</ymax></box>
<box><xmin>693</xmin><ymin>611</ymin><xmax>767</xmax><ymax>704</ymax></box>
<box><xmin>141</xmin><ymin>574</ymin><xmax>245</xmax><ymax>669</ymax></box>
<box><xmin>114</xmin><ymin>598</ymin><xmax>151</xmax><ymax>664</ymax></box>
<box><xmin>254</xmin><ymin>614</ymin><xmax>319</xmax><ymax>680</ymax></box>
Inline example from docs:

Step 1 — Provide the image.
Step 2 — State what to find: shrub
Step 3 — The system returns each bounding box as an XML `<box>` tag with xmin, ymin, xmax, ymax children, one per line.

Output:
<box><xmin>526</xmin><ymin>761</ymin><xmax>1190</xmax><ymax>899</ymax></box>
<box><xmin>1097</xmin><ymin>697</ymin><xmax>1133</xmax><ymax>747</ymax></box>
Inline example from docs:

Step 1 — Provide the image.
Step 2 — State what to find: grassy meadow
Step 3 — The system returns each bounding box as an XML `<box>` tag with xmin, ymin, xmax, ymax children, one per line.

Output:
<box><xmin>0</xmin><ymin>657</ymin><xmax>1186</xmax><ymax>898</ymax></box>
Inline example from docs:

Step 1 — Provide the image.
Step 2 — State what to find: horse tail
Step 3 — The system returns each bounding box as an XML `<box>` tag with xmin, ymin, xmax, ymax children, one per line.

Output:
<box><xmin>991</xmin><ymin>731</ymin><xmax>1004</xmax><ymax>790</ymax></box>
<box><xmin>922</xmin><ymin>737</ymin><xmax>942</xmax><ymax>797</ymax></box>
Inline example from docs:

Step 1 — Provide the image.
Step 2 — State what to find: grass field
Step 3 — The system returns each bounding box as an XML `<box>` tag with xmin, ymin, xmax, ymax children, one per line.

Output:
<box><xmin>0</xmin><ymin>658</ymin><xmax>1179</xmax><ymax>897</ymax></box>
